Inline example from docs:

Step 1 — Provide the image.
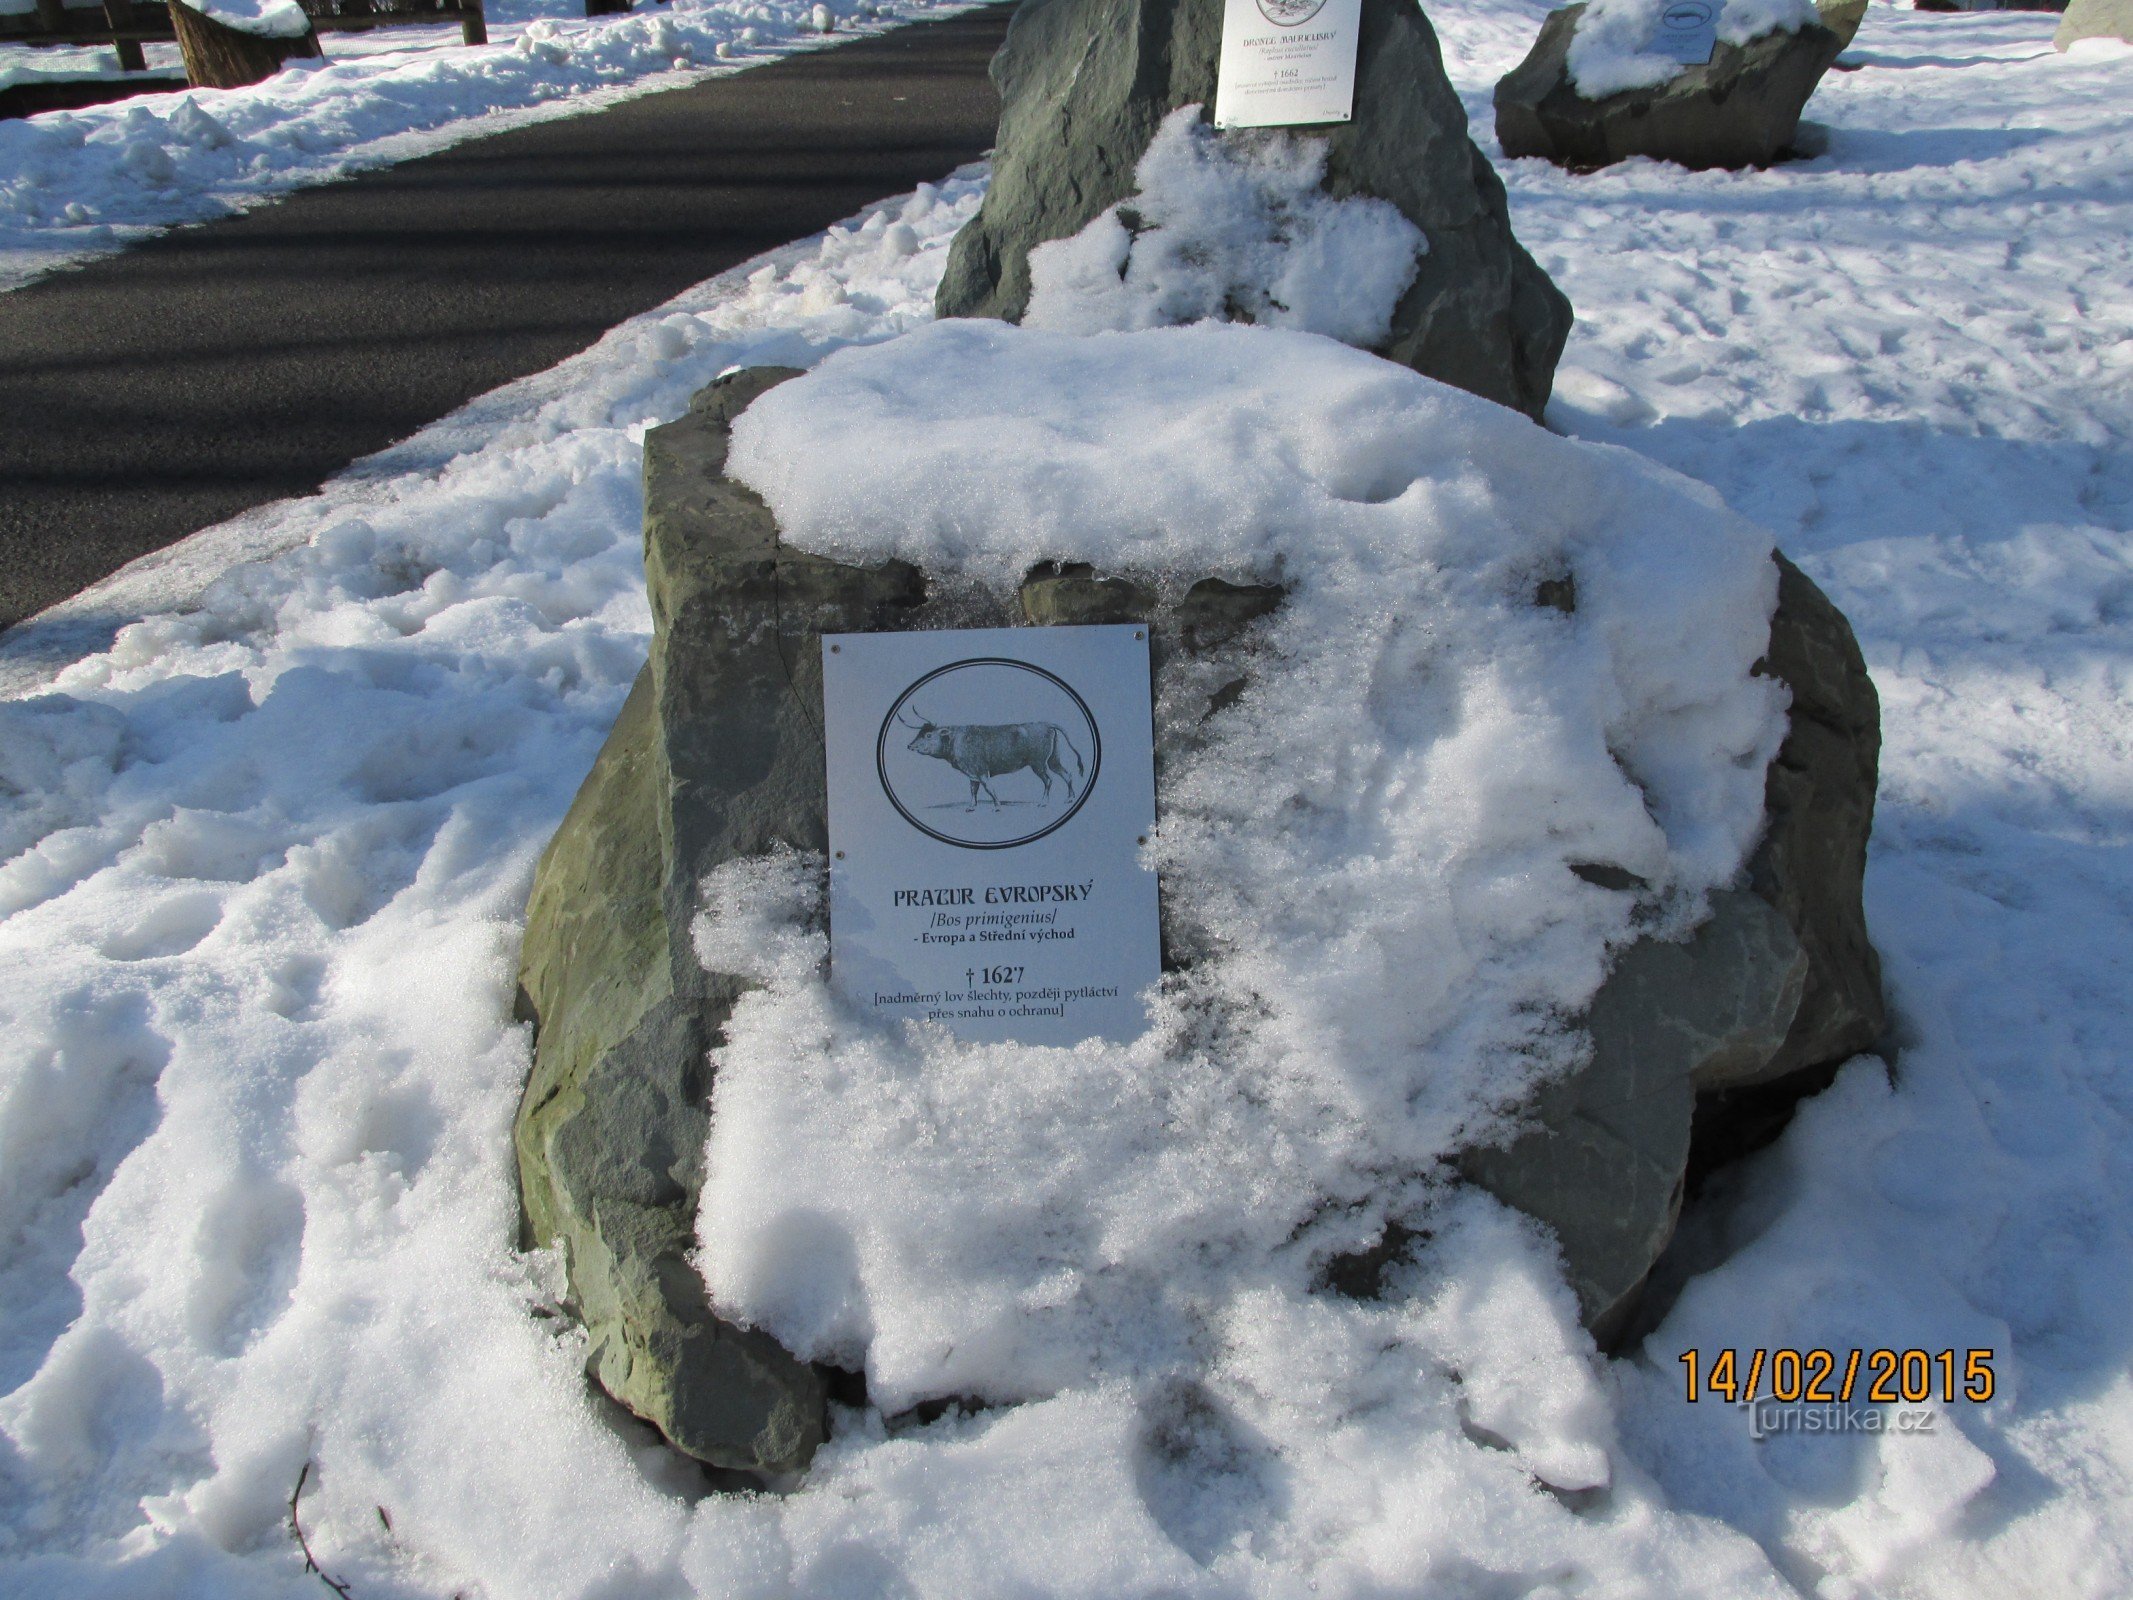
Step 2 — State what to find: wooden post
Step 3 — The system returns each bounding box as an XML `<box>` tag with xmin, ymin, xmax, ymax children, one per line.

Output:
<box><xmin>166</xmin><ymin>0</ymin><xmax>321</xmax><ymax>89</ymax></box>
<box><xmin>102</xmin><ymin>0</ymin><xmax>149</xmax><ymax>70</ymax></box>
<box><xmin>459</xmin><ymin>0</ymin><xmax>485</xmax><ymax>45</ymax></box>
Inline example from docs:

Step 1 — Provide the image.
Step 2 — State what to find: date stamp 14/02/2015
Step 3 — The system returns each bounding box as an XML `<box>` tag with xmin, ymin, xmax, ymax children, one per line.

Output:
<box><xmin>1680</xmin><ymin>1348</ymin><xmax>1997</xmax><ymax>1407</ymax></box>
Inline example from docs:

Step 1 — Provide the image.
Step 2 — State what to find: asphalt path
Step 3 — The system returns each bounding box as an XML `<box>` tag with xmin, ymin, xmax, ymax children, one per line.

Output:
<box><xmin>0</xmin><ymin>3</ymin><xmax>1014</xmax><ymax>633</ymax></box>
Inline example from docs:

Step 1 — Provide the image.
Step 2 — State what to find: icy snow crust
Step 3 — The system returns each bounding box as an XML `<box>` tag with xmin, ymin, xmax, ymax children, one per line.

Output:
<box><xmin>1568</xmin><ymin>0</ymin><xmax>1820</xmax><ymax>99</ymax></box>
<box><xmin>1023</xmin><ymin>106</ymin><xmax>1426</xmax><ymax>347</ymax></box>
<box><xmin>713</xmin><ymin>316</ymin><xmax>1785</xmax><ymax>1407</ymax></box>
<box><xmin>4</xmin><ymin>4</ymin><xmax>2133</xmax><ymax>1597</ymax></box>
<box><xmin>0</xmin><ymin>0</ymin><xmax>971</xmax><ymax>293</ymax></box>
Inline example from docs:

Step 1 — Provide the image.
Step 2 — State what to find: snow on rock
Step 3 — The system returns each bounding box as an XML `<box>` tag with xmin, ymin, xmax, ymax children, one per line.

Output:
<box><xmin>1023</xmin><ymin>106</ymin><xmax>1426</xmax><ymax>348</ymax></box>
<box><xmin>173</xmin><ymin>0</ymin><xmax>313</xmax><ymax>40</ymax></box>
<box><xmin>712</xmin><ymin>315</ymin><xmax>1786</xmax><ymax>1410</ymax></box>
<box><xmin>0</xmin><ymin>0</ymin><xmax>977</xmax><ymax>293</ymax></box>
<box><xmin>1568</xmin><ymin>0</ymin><xmax>1820</xmax><ymax>98</ymax></box>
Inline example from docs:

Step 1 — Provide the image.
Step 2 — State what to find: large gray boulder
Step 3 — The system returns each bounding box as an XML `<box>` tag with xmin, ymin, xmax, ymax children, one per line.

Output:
<box><xmin>1495</xmin><ymin>5</ymin><xmax>1846</xmax><ymax>171</ymax></box>
<box><xmin>2056</xmin><ymin>0</ymin><xmax>2133</xmax><ymax>45</ymax></box>
<box><xmin>515</xmin><ymin>367</ymin><xmax>878</xmax><ymax>1476</ymax></box>
<box><xmin>934</xmin><ymin>0</ymin><xmax>1573</xmax><ymax>422</ymax></box>
<box><xmin>518</xmin><ymin>375</ymin><xmax>1885</xmax><ymax>1451</ymax></box>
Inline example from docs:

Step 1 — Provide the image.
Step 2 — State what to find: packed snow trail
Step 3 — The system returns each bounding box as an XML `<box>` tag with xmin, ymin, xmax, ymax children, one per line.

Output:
<box><xmin>0</xmin><ymin>2</ymin><xmax>1011</xmax><ymax>634</ymax></box>
<box><xmin>1</xmin><ymin>3</ymin><xmax>2130</xmax><ymax>1597</ymax></box>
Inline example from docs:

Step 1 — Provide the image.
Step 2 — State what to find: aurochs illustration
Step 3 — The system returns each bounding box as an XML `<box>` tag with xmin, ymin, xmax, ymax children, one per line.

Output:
<box><xmin>897</xmin><ymin>706</ymin><xmax>1086</xmax><ymax>810</ymax></box>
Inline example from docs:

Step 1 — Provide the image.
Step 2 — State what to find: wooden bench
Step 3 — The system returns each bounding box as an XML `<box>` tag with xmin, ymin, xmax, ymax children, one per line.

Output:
<box><xmin>0</xmin><ymin>0</ymin><xmax>495</xmax><ymax>80</ymax></box>
<box><xmin>0</xmin><ymin>0</ymin><xmax>680</xmax><ymax>93</ymax></box>
<box><xmin>0</xmin><ymin>0</ymin><xmax>173</xmax><ymax>73</ymax></box>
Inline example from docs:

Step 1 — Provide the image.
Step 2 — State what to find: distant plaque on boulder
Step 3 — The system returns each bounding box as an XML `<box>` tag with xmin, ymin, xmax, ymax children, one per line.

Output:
<box><xmin>1650</xmin><ymin>0</ymin><xmax>1720</xmax><ymax>63</ymax></box>
<box><xmin>824</xmin><ymin>625</ymin><xmax>1160</xmax><ymax>1044</ymax></box>
<box><xmin>1213</xmin><ymin>0</ymin><xmax>1363</xmax><ymax>128</ymax></box>
<box><xmin>1495</xmin><ymin>2</ymin><xmax>1844</xmax><ymax>171</ymax></box>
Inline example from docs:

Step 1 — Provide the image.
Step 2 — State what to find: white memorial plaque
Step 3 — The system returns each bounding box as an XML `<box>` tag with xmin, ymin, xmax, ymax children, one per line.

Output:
<box><xmin>1648</xmin><ymin>0</ymin><xmax>1719</xmax><ymax>66</ymax></box>
<box><xmin>823</xmin><ymin>625</ymin><xmax>1161</xmax><ymax>1045</ymax></box>
<box><xmin>1213</xmin><ymin>0</ymin><xmax>1363</xmax><ymax>130</ymax></box>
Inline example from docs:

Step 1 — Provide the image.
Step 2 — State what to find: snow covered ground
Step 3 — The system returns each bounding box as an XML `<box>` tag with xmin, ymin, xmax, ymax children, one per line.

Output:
<box><xmin>0</xmin><ymin>0</ymin><xmax>979</xmax><ymax>292</ymax></box>
<box><xmin>3</xmin><ymin>1</ymin><xmax>2132</xmax><ymax>1596</ymax></box>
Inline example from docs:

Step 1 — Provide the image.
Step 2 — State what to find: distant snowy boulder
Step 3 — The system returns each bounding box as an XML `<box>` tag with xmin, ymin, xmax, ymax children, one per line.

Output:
<box><xmin>933</xmin><ymin>0</ymin><xmax>1573</xmax><ymax>422</ymax></box>
<box><xmin>1495</xmin><ymin>0</ymin><xmax>1846</xmax><ymax>171</ymax></box>
<box><xmin>512</xmin><ymin>323</ymin><xmax>1883</xmax><ymax>1474</ymax></box>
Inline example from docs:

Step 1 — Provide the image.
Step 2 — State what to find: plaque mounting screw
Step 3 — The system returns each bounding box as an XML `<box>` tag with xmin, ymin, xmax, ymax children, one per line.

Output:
<box><xmin>830</xmin><ymin>644</ymin><xmax>840</xmax><ymax>653</ymax></box>
<box><xmin>835</xmin><ymin>850</ymin><xmax>845</xmax><ymax>859</ymax></box>
<box><xmin>1134</xmin><ymin>630</ymin><xmax>1145</xmax><ymax>640</ymax></box>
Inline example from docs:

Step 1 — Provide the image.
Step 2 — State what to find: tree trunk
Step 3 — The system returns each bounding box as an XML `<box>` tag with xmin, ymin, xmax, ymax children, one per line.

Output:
<box><xmin>166</xmin><ymin>0</ymin><xmax>320</xmax><ymax>89</ymax></box>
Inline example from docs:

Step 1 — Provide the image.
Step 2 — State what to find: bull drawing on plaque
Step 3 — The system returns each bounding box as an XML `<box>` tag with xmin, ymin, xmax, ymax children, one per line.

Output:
<box><xmin>896</xmin><ymin>705</ymin><xmax>1087</xmax><ymax>811</ymax></box>
<box><xmin>1255</xmin><ymin>0</ymin><xmax>1328</xmax><ymax>26</ymax></box>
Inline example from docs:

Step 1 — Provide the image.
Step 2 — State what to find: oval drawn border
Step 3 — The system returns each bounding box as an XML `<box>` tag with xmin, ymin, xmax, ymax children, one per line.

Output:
<box><xmin>876</xmin><ymin>658</ymin><xmax>1104</xmax><ymax>851</ymax></box>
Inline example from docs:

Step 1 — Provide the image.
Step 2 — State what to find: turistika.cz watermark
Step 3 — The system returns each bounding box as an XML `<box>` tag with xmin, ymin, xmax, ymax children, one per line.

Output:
<box><xmin>1741</xmin><ymin>1397</ymin><xmax>1940</xmax><ymax>1438</ymax></box>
